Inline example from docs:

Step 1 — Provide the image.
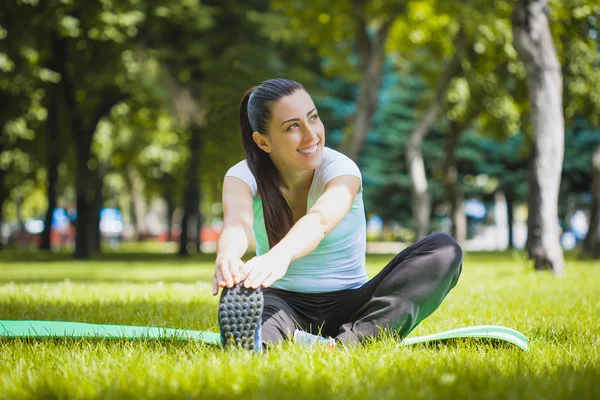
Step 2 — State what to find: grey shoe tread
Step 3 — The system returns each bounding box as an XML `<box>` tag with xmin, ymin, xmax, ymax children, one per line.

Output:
<box><xmin>218</xmin><ymin>283</ymin><xmax>263</xmax><ymax>350</ymax></box>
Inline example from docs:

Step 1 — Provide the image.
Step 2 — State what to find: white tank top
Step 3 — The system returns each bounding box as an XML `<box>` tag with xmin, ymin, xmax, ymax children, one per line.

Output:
<box><xmin>224</xmin><ymin>147</ymin><xmax>368</xmax><ymax>293</ymax></box>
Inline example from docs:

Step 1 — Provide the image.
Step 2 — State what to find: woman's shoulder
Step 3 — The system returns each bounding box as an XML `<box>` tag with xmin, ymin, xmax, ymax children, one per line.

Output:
<box><xmin>227</xmin><ymin>158</ymin><xmax>251</xmax><ymax>171</ymax></box>
<box><xmin>318</xmin><ymin>147</ymin><xmax>362</xmax><ymax>188</ymax></box>
<box><xmin>322</xmin><ymin>146</ymin><xmax>349</xmax><ymax>161</ymax></box>
<box><xmin>321</xmin><ymin>147</ymin><xmax>361</xmax><ymax>172</ymax></box>
<box><xmin>225</xmin><ymin>159</ymin><xmax>257</xmax><ymax>197</ymax></box>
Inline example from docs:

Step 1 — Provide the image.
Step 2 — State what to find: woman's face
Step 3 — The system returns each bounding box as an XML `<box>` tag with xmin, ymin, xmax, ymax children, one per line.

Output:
<box><xmin>254</xmin><ymin>89</ymin><xmax>325</xmax><ymax>173</ymax></box>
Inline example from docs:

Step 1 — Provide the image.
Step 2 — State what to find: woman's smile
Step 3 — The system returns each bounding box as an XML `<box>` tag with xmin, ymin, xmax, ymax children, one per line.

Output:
<box><xmin>297</xmin><ymin>141</ymin><xmax>320</xmax><ymax>157</ymax></box>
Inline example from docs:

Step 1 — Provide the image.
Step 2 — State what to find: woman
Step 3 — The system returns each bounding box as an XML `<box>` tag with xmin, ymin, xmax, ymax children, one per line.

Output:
<box><xmin>213</xmin><ymin>78</ymin><xmax>462</xmax><ymax>351</ymax></box>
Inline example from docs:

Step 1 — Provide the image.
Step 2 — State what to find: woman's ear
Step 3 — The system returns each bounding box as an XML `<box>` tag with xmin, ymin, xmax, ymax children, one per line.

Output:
<box><xmin>252</xmin><ymin>131</ymin><xmax>271</xmax><ymax>154</ymax></box>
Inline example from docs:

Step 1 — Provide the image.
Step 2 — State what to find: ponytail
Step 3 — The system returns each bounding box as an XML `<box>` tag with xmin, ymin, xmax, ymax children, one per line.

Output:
<box><xmin>239</xmin><ymin>87</ymin><xmax>294</xmax><ymax>249</ymax></box>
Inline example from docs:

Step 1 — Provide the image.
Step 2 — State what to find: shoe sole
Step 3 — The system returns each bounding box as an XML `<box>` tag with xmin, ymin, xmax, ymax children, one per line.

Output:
<box><xmin>218</xmin><ymin>283</ymin><xmax>263</xmax><ymax>351</ymax></box>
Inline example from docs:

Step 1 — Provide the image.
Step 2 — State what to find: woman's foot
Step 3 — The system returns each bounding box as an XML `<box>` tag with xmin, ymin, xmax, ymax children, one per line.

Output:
<box><xmin>218</xmin><ymin>282</ymin><xmax>264</xmax><ymax>351</ymax></box>
<box><xmin>293</xmin><ymin>330</ymin><xmax>337</xmax><ymax>351</ymax></box>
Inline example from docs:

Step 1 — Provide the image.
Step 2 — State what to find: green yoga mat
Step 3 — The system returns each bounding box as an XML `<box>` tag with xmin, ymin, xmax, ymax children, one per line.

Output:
<box><xmin>0</xmin><ymin>320</ymin><xmax>529</xmax><ymax>351</ymax></box>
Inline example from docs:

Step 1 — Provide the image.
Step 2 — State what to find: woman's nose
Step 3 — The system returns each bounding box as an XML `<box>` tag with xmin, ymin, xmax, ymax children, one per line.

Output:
<box><xmin>303</xmin><ymin>124</ymin><xmax>318</xmax><ymax>139</ymax></box>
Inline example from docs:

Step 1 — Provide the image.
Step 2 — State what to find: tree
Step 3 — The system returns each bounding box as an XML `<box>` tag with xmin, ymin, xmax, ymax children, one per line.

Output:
<box><xmin>512</xmin><ymin>0</ymin><xmax>565</xmax><ymax>274</ymax></box>
<box><xmin>0</xmin><ymin>0</ymin><xmax>48</xmax><ymax>249</ymax></box>
<box><xmin>582</xmin><ymin>144</ymin><xmax>600</xmax><ymax>258</ymax></box>
<box><xmin>478</xmin><ymin>134</ymin><xmax>529</xmax><ymax>249</ymax></box>
<box><xmin>404</xmin><ymin>26</ymin><xmax>466</xmax><ymax>240</ymax></box>
<box><xmin>387</xmin><ymin>0</ymin><xmax>524</xmax><ymax>241</ymax></box>
<box><xmin>361</xmin><ymin>71</ymin><xmax>447</xmax><ymax>234</ymax></box>
<box><xmin>271</xmin><ymin>0</ymin><xmax>406</xmax><ymax>161</ymax></box>
<box><xmin>40</xmin><ymin>37</ymin><xmax>67</xmax><ymax>251</ymax></box>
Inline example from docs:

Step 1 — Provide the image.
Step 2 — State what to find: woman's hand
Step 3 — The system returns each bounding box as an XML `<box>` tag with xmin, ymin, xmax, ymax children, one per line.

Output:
<box><xmin>212</xmin><ymin>255</ymin><xmax>246</xmax><ymax>296</ymax></box>
<box><xmin>242</xmin><ymin>250</ymin><xmax>293</xmax><ymax>289</ymax></box>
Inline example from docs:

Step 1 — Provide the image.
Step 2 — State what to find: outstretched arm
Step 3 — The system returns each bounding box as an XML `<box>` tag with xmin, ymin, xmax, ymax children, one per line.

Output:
<box><xmin>213</xmin><ymin>177</ymin><xmax>254</xmax><ymax>295</ymax></box>
<box><xmin>243</xmin><ymin>175</ymin><xmax>361</xmax><ymax>289</ymax></box>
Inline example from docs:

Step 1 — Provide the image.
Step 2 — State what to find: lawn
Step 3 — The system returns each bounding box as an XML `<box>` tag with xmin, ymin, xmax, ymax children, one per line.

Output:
<box><xmin>0</xmin><ymin>249</ymin><xmax>598</xmax><ymax>399</ymax></box>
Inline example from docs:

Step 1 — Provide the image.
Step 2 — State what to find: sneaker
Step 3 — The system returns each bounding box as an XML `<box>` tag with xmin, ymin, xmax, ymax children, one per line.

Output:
<box><xmin>218</xmin><ymin>282</ymin><xmax>264</xmax><ymax>351</ymax></box>
<box><xmin>293</xmin><ymin>330</ymin><xmax>337</xmax><ymax>351</ymax></box>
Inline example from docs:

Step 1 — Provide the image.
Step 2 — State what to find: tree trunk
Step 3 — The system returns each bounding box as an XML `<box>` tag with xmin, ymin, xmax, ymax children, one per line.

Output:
<box><xmin>40</xmin><ymin>86</ymin><xmax>61</xmax><ymax>251</ymax></box>
<box><xmin>15</xmin><ymin>194</ymin><xmax>25</xmax><ymax>232</ymax></box>
<box><xmin>196</xmin><ymin>212</ymin><xmax>202</xmax><ymax>251</ymax></box>
<box><xmin>512</xmin><ymin>0</ymin><xmax>565</xmax><ymax>275</ymax></box>
<box><xmin>339</xmin><ymin>0</ymin><xmax>402</xmax><ymax>161</ymax></box>
<box><xmin>165</xmin><ymin>190</ymin><xmax>175</xmax><ymax>242</ymax></box>
<box><xmin>506</xmin><ymin>192</ymin><xmax>515</xmax><ymax>249</ymax></box>
<box><xmin>0</xmin><ymin>190</ymin><xmax>5</xmax><ymax>250</ymax></box>
<box><xmin>178</xmin><ymin>125</ymin><xmax>203</xmax><ymax>256</ymax></box>
<box><xmin>54</xmin><ymin>34</ymin><xmax>125</xmax><ymax>259</ymax></box>
<box><xmin>127</xmin><ymin>165</ymin><xmax>148</xmax><ymax>241</ymax></box>
<box><xmin>54</xmin><ymin>35</ymin><xmax>92</xmax><ymax>259</ymax></box>
<box><xmin>406</xmin><ymin>25</ymin><xmax>466</xmax><ymax>240</ymax></box>
<box><xmin>0</xmin><ymin>142</ymin><xmax>6</xmax><ymax>251</ymax></box>
<box><xmin>73</xmin><ymin>142</ymin><xmax>93</xmax><ymax>259</ymax></box>
<box><xmin>0</xmin><ymin>178</ymin><xmax>6</xmax><ymax>251</ymax></box>
<box><xmin>581</xmin><ymin>145</ymin><xmax>600</xmax><ymax>259</ymax></box>
<box><xmin>91</xmin><ymin>195</ymin><xmax>102</xmax><ymax>253</ymax></box>
<box><xmin>90</xmin><ymin>163</ymin><xmax>106</xmax><ymax>253</ymax></box>
<box><xmin>444</xmin><ymin>120</ymin><xmax>466</xmax><ymax>245</ymax></box>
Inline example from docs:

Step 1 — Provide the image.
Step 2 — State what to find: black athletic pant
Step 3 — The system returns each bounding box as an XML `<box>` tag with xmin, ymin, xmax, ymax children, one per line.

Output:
<box><xmin>261</xmin><ymin>232</ymin><xmax>463</xmax><ymax>346</ymax></box>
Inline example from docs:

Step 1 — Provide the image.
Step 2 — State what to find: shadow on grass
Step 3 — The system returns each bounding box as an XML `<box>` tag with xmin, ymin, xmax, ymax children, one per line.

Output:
<box><xmin>4</xmin><ymin>361</ymin><xmax>596</xmax><ymax>400</ymax></box>
<box><xmin>0</xmin><ymin>250</ymin><xmax>217</xmax><ymax>263</ymax></box>
<box><xmin>0</xmin><ymin>277</ymin><xmax>212</xmax><ymax>284</ymax></box>
<box><xmin>0</xmin><ymin>300</ymin><xmax>219</xmax><ymax>332</ymax></box>
<box><xmin>404</xmin><ymin>337</ymin><xmax>526</xmax><ymax>351</ymax></box>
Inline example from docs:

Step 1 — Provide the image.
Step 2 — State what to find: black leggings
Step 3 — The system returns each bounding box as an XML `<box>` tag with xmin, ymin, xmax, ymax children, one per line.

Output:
<box><xmin>261</xmin><ymin>232</ymin><xmax>463</xmax><ymax>346</ymax></box>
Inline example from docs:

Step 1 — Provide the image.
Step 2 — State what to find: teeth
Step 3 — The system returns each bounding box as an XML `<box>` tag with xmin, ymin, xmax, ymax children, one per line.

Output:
<box><xmin>298</xmin><ymin>145</ymin><xmax>318</xmax><ymax>154</ymax></box>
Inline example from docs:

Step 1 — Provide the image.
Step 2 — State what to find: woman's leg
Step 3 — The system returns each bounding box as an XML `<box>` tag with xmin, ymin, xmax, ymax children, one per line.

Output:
<box><xmin>261</xmin><ymin>289</ymin><xmax>310</xmax><ymax>345</ymax></box>
<box><xmin>324</xmin><ymin>232</ymin><xmax>463</xmax><ymax>346</ymax></box>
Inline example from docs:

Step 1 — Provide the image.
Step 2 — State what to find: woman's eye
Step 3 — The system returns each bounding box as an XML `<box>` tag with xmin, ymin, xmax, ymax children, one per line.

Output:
<box><xmin>287</xmin><ymin>115</ymin><xmax>317</xmax><ymax>131</ymax></box>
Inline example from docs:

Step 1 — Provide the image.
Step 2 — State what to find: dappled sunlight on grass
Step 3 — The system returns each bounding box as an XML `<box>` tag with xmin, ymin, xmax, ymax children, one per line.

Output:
<box><xmin>0</xmin><ymin>250</ymin><xmax>598</xmax><ymax>399</ymax></box>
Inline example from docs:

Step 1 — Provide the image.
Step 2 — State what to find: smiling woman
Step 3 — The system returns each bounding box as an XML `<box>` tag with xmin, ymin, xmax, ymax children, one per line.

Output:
<box><xmin>244</xmin><ymin>80</ymin><xmax>326</xmax><ymax>248</ymax></box>
<box><xmin>212</xmin><ymin>78</ymin><xmax>463</xmax><ymax>352</ymax></box>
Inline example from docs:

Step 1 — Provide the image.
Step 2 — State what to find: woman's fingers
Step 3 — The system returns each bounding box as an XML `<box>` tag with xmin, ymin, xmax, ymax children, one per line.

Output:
<box><xmin>229</xmin><ymin>260</ymin><xmax>244</xmax><ymax>285</ymax></box>
<box><xmin>212</xmin><ymin>275</ymin><xmax>218</xmax><ymax>296</ymax></box>
<box><xmin>243</xmin><ymin>267</ymin><xmax>259</xmax><ymax>288</ymax></box>
<box><xmin>238</xmin><ymin>258</ymin><xmax>256</xmax><ymax>282</ymax></box>
<box><xmin>240</xmin><ymin>262</ymin><xmax>252</xmax><ymax>280</ymax></box>
<box><xmin>215</xmin><ymin>269</ymin><xmax>226</xmax><ymax>287</ymax></box>
<box><xmin>260</xmin><ymin>272</ymin><xmax>277</xmax><ymax>288</ymax></box>
<box><xmin>245</xmin><ymin>269</ymin><xmax>270</xmax><ymax>289</ymax></box>
<box><xmin>219</xmin><ymin>261</ymin><xmax>234</xmax><ymax>288</ymax></box>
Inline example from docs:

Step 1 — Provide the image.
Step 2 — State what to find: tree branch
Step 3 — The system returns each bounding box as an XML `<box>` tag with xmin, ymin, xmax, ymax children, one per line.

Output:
<box><xmin>352</xmin><ymin>0</ymin><xmax>371</xmax><ymax>74</ymax></box>
<box><xmin>409</xmin><ymin>22</ymin><xmax>466</xmax><ymax>147</ymax></box>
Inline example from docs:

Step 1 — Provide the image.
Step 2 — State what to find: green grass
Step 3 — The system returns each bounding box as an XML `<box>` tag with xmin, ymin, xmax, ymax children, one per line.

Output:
<box><xmin>0</xmin><ymin>249</ymin><xmax>598</xmax><ymax>399</ymax></box>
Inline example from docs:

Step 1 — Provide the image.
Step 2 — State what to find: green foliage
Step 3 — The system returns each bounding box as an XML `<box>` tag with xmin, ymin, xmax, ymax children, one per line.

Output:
<box><xmin>361</xmin><ymin>71</ymin><xmax>444</xmax><ymax>225</ymax></box>
<box><xmin>197</xmin><ymin>1</ymin><xmax>324</xmax><ymax>208</ymax></box>
<box><xmin>550</xmin><ymin>0</ymin><xmax>600</xmax><ymax>124</ymax></box>
<box><xmin>561</xmin><ymin>117</ymin><xmax>600</xmax><ymax>217</ymax></box>
<box><xmin>1</xmin><ymin>0</ymin><xmax>599</xmax><ymax>236</ymax></box>
<box><xmin>271</xmin><ymin>0</ymin><xmax>406</xmax><ymax>79</ymax></box>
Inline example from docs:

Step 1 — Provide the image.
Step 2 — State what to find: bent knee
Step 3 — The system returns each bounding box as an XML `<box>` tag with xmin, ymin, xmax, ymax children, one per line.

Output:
<box><xmin>427</xmin><ymin>232</ymin><xmax>463</xmax><ymax>275</ymax></box>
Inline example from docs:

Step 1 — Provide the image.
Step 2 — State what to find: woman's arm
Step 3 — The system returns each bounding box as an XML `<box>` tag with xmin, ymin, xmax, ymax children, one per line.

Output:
<box><xmin>213</xmin><ymin>177</ymin><xmax>255</xmax><ymax>293</ymax></box>
<box><xmin>243</xmin><ymin>175</ymin><xmax>361</xmax><ymax>288</ymax></box>
<box><xmin>272</xmin><ymin>175</ymin><xmax>361</xmax><ymax>261</ymax></box>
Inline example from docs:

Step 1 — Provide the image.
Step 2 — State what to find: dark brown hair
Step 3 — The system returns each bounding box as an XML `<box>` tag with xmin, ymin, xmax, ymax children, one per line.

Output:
<box><xmin>240</xmin><ymin>78</ymin><xmax>304</xmax><ymax>248</ymax></box>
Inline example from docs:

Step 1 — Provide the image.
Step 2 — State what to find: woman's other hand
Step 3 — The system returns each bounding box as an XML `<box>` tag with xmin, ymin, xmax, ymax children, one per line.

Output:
<box><xmin>242</xmin><ymin>250</ymin><xmax>292</xmax><ymax>289</ymax></box>
<box><xmin>212</xmin><ymin>255</ymin><xmax>246</xmax><ymax>295</ymax></box>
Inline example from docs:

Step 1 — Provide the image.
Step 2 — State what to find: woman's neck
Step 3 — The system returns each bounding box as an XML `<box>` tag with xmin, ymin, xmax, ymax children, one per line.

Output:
<box><xmin>277</xmin><ymin>168</ymin><xmax>315</xmax><ymax>196</ymax></box>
